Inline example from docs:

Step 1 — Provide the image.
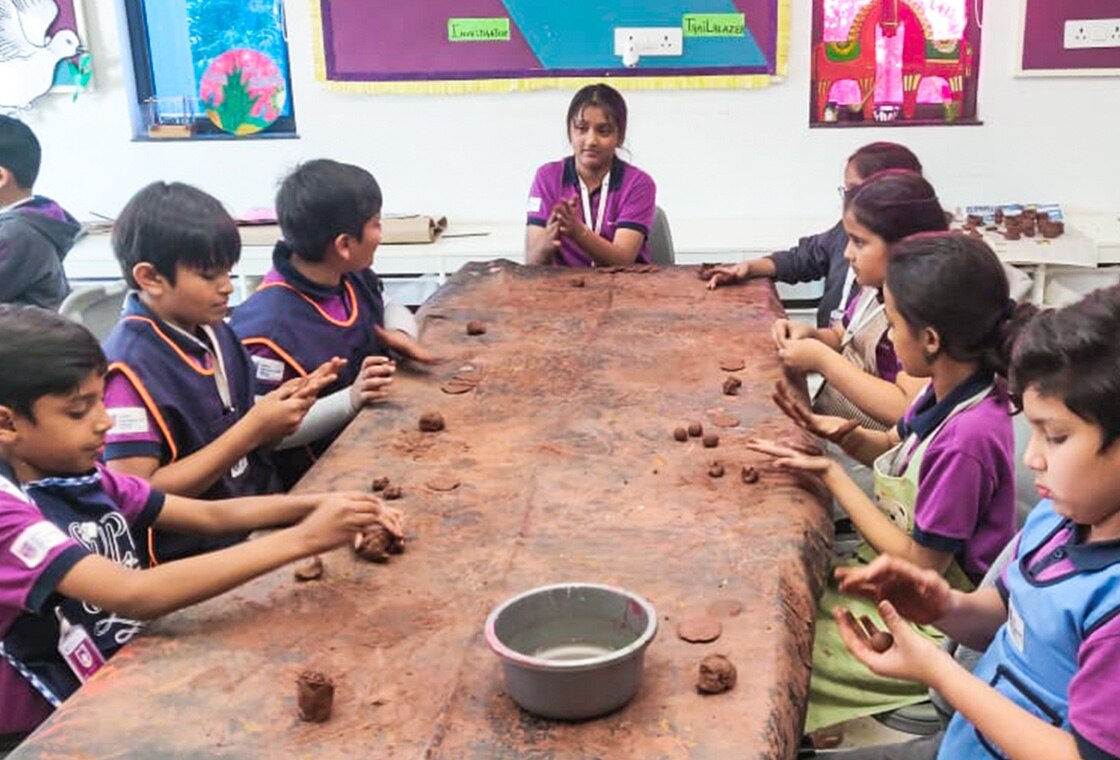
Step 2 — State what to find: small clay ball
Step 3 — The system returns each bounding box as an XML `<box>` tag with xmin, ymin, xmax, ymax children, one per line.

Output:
<box><xmin>466</xmin><ymin>320</ymin><xmax>487</xmax><ymax>336</ymax></box>
<box><xmin>870</xmin><ymin>631</ymin><xmax>894</xmax><ymax>653</ymax></box>
<box><xmin>687</xmin><ymin>422</ymin><xmax>703</xmax><ymax>438</ymax></box>
<box><xmin>673</xmin><ymin>427</ymin><xmax>688</xmax><ymax>442</ymax></box>
<box><xmin>353</xmin><ymin>523</ymin><xmax>404</xmax><ymax>562</ymax></box>
<box><xmin>677</xmin><ymin>616</ymin><xmax>723</xmax><ymax>643</ymax></box>
<box><xmin>382</xmin><ymin>485</ymin><xmax>403</xmax><ymax>500</ymax></box>
<box><xmin>697</xmin><ymin>654</ymin><xmax>738</xmax><ymax>694</ymax></box>
<box><xmin>707</xmin><ymin>462</ymin><xmax>725</xmax><ymax>478</ymax></box>
<box><xmin>370</xmin><ymin>476</ymin><xmax>390</xmax><ymax>492</ymax></box>
<box><xmin>740</xmin><ymin>465</ymin><xmax>759</xmax><ymax>484</ymax></box>
<box><xmin>296</xmin><ymin>670</ymin><xmax>335</xmax><ymax>722</ymax></box>
<box><xmin>570</xmin><ymin>277</ymin><xmax>586</xmax><ymax>288</ymax></box>
<box><xmin>293</xmin><ymin>556</ymin><xmax>324</xmax><ymax>582</ymax></box>
<box><xmin>702</xmin><ymin>433</ymin><xmax>719</xmax><ymax>449</ymax></box>
<box><xmin>418</xmin><ymin>411</ymin><xmax>445</xmax><ymax>432</ymax></box>
<box><xmin>722</xmin><ymin>377</ymin><xmax>742</xmax><ymax>396</ymax></box>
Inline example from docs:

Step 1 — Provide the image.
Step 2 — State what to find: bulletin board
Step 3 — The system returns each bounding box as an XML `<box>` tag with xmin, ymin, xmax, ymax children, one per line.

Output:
<box><xmin>1018</xmin><ymin>0</ymin><xmax>1120</xmax><ymax>77</ymax></box>
<box><xmin>312</xmin><ymin>0</ymin><xmax>789</xmax><ymax>94</ymax></box>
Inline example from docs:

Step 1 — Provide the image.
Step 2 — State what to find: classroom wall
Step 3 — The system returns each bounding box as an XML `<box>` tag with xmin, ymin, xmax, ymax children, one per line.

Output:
<box><xmin>24</xmin><ymin>1</ymin><xmax>1120</xmax><ymax>226</ymax></box>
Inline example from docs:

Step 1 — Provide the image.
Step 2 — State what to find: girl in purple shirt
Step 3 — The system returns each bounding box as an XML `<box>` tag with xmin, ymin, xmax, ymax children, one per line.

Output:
<box><xmin>751</xmin><ymin>233</ymin><xmax>1029</xmax><ymax>734</ymax></box>
<box><xmin>525</xmin><ymin>84</ymin><xmax>656</xmax><ymax>268</ymax></box>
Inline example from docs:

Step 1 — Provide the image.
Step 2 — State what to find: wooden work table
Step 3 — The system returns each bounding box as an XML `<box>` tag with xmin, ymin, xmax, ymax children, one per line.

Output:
<box><xmin>13</xmin><ymin>264</ymin><xmax>832</xmax><ymax>760</ymax></box>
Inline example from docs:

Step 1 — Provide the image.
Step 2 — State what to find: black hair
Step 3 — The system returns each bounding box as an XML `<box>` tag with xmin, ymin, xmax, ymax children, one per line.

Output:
<box><xmin>847</xmin><ymin>142</ymin><xmax>923</xmax><ymax>181</ymax></box>
<box><xmin>1010</xmin><ymin>285</ymin><xmax>1120</xmax><ymax>450</ymax></box>
<box><xmin>0</xmin><ymin>116</ymin><xmax>42</xmax><ymax>189</ymax></box>
<box><xmin>844</xmin><ymin>170</ymin><xmax>948</xmax><ymax>244</ymax></box>
<box><xmin>0</xmin><ymin>305</ymin><xmax>107</xmax><ymax>422</ymax></box>
<box><xmin>112</xmin><ymin>182</ymin><xmax>241</xmax><ymax>289</ymax></box>
<box><xmin>275</xmin><ymin>159</ymin><xmax>383</xmax><ymax>263</ymax></box>
<box><xmin>886</xmin><ymin>232</ymin><xmax>1038</xmax><ymax>379</ymax></box>
<box><xmin>566</xmin><ymin>83</ymin><xmax>628</xmax><ymax>145</ymax></box>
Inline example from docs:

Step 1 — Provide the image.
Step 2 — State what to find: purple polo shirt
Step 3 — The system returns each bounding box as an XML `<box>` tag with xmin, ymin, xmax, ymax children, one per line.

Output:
<box><xmin>526</xmin><ymin>156</ymin><xmax>655</xmax><ymax>267</ymax></box>
<box><xmin>898</xmin><ymin>379</ymin><xmax>1016</xmax><ymax>583</ymax></box>
<box><xmin>0</xmin><ymin>465</ymin><xmax>157</xmax><ymax>734</ymax></box>
<box><xmin>842</xmin><ymin>289</ymin><xmax>901</xmax><ymax>382</ymax></box>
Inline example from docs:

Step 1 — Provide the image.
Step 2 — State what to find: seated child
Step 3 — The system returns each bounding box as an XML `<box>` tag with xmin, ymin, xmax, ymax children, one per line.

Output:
<box><xmin>706</xmin><ymin>142</ymin><xmax>924</xmax><ymax>328</ymax></box>
<box><xmin>101</xmin><ymin>182</ymin><xmax>341</xmax><ymax>563</ymax></box>
<box><xmin>231</xmin><ymin>159</ymin><xmax>431</xmax><ymax>486</ymax></box>
<box><xmin>524</xmin><ymin>83</ymin><xmax>656</xmax><ymax>267</ymax></box>
<box><xmin>0</xmin><ymin>304</ymin><xmax>401</xmax><ymax>742</ymax></box>
<box><xmin>749</xmin><ymin>233</ymin><xmax>1025</xmax><ymax>734</ymax></box>
<box><xmin>831</xmin><ymin>285</ymin><xmax>1120</xmax><ymax>760</ymax></box>
<box><xmin>0</xmin><ymin>116</ymin><xmax>80</xmax><ymax>311</ymax></box>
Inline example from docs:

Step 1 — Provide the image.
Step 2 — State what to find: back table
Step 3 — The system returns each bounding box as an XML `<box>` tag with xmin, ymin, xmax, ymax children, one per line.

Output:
<box><xmin>13</xmin><ymin>263</ymin><xmax>832</xmax><ymax>760</ymax></box>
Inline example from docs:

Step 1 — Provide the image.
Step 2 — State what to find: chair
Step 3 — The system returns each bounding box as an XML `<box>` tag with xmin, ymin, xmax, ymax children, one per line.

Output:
<box><xmin>58</xmin><ymin>280</ymin><xmax>129</xmax><ymax>342</ymax></box>
<box><xmin>647</xmin><ymin>206</ymin><xmax>675</xmax><ymax>265</ymax></box>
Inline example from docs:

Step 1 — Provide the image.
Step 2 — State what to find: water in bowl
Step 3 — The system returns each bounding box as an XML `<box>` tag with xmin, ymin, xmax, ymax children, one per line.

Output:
<box><xmin>533</xmin><ymin>643</ymin><xmax>615</xmax><ymax>661</ymax></box>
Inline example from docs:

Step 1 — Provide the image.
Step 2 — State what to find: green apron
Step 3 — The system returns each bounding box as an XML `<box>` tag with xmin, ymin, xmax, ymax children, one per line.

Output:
<box><xmin>804</xmin><ymin>384</ymin><xmax>991</xmax><ymax>733</ymax></box>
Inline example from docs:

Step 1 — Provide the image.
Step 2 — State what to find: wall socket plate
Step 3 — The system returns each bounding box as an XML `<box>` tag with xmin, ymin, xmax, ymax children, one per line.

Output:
<box><xmin>613</xmin><ymin>27</ymin><xmax>684</xmax><ymax>57</ymax></box>
<box><xmin>1064</xmin><ymin>18</ymin><xmax>1120</xmax><ymax>49</ymax></box>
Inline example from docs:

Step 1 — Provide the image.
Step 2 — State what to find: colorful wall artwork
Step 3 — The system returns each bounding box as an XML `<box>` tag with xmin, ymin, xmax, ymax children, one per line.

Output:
<box><xmin>200</xmin><ymin>48</ymin><xmax>287</xmax><ymax>136</ymax></box>
<box><xmin>0</xmin><ymin>0</ymin><xmax>90</xmax><ymax>111</ymax></box>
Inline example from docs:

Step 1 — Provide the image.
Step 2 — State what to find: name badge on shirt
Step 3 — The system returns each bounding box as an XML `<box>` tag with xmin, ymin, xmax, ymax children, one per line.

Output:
<box><xmin>1007</xmin><ymin>599</ymin><xmax>1026</xmax><ymax>654</ymax></box>
<box><xmin>252</xmin><ymin>356</ymin><xmax>286</xmax><ymax>384</ymax></box>
<box><xmin>56</xmin><ymin>608</ymin><xmax>106</xmax><ymax>684</ymax></box>
<box><xmin>108</xmin><ymin>407</ymin><xmax>150</xmax><ymax>436</ymax></box>
<box><xmin>527</xmin><ymin>196</ymin><xmax>542</xmax><ymax>214</ymax></box>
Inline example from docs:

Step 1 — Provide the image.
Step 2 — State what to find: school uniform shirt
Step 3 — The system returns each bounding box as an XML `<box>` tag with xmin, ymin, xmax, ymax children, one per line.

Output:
<box><xmin>767</xmin><ymin>221</ymin><xmax>852</xmax><ymax>328</ymax></box>
<box><xmin>842</xmin><ymin>287</ymin><xmax>901</xmax><ymax>382</ymax></box>
<box><xmin>229</xmin><ymin>242</ymin><xmax>387</xmax><ymax>485</ymax></box>
<box><xmin>526</xmin><ymin>156</ymin><xmax>655</xmax><ymax>267</ymax></box>
<box><xmin>938</xmin><ymin>500</ymin><xmax>1120</xmax><ymax>759</ymax></box>
<box><xmin>894</xmin><ymin>373</ymin><xmax>1017</xmax><ymax>584</ymax></box>
<box><xmin>101</xmin><ymin>294</ymin><xmax>279</xmax><ymax>563</ymax></box>
<box><xmin>0</xmin><ymin>462</ymin><xmax>163</xmax><ymax>735</ymax></box>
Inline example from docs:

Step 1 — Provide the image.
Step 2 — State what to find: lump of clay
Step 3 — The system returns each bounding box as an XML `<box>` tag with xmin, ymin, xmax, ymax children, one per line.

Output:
<box><xmin>870</xmin><ymin>631</ymin><xmax>894</xmax><ymax>653</ymax></box>
<box><xmin>702</xmin><ymin>433</ymin><xmax>719</xmax><ymax>449</ymax></box>
<box><xmin>466</xmin><ymin>320</ymin><xmax>487</xmax><ymax>336</ymax></box>
<box><xmin>697</xmin><ymin>654</ymin><xmax>737</xmax><ymax>694</ymax></box>
<box><xmin>353</xmin><ymin>523</ymin><xmax>405</xmax><ymax>563</ymax></box>
<box><xmin>687</xmin><ymin>422</ymin><xmax>703</xmax><ymax>438</ymax></box>
<box><xmin>382</xmin><ymin>485</ymin><xmax>403</xmax><ymax>500</ymax></box>
<box><xmin>722</xmin><ymin>377</ymin><xmax>742</xmax><ymax>396</ymax></box>
<box><xmin>673</xmin><ymin>426</ymin><xmax>688</xmax><ymax>442</ymax></box>
<box><xmin>426</xmin><ymin>474</ymin><xmax>460</xmax><ymax>492</ymax></box>
<box><xmin>293</xmin><ymin>556</ymin><xmax>324</xmax><ymax>582</ymax></box>
<box><xmin>719</xmin><ymin>357</ymin><xmax>745</xmax><ymax>372</ymax></box>
<box><xmin>740</xmin><ymin>466</ymin><xmax>759</xmax><ymax>484</ymax></box>
<box><xmin>677</xmin><ymin>616</ymin><xmax>722</xmax><ymax>643</ymax></box>
<box><xmin>707</xmin><ymin>462</ymin><xmax>725</xmax><ymax>478</ymax></box>
<box><xmin>370</xmin><ymin>476</ymin><xmax>390</xmax><ymax>492</ymax></box>
<box><xmin>570</xmin><ymin>277</ymin><xmax>586</xmax><ymax>288</ymax></box>
<box><xmin>419</xmin><ymin>411</ymin><xmax>445</xmax><ymax>432</ymax></box>
<box><xmin>297</xmin><ymin>670</ymin><xmax>335</xmax><ymax>722</ymax></box>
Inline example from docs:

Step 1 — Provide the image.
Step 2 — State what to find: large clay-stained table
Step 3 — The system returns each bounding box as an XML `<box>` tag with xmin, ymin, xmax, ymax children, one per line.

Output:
<box><xmin>13</xmin><ymin>263</ymin><xmax>832</xmax><ymax>760</ymax></box>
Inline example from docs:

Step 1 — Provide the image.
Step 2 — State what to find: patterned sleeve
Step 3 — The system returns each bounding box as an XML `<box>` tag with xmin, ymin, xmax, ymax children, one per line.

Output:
<box><xmin>0</xmin><ymin>492</ymin><xmax>87</xmax><ymax>614</ymax></box>
<box><xmin>614</xmin><ymin>171</ymin><xmax>656</xmax><ymax>236</ymax></box>
<box><xmin>1069</xmin><ymin>611</ymin><xmax>1120</xmax><ymax>759</ymax></box>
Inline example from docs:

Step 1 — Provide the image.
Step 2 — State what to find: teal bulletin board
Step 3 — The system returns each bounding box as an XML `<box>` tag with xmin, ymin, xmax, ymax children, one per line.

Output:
<box><xmin>313</xmin><ymin>0</ymin><xmax>790</xmax><ymax>93</ymax></box>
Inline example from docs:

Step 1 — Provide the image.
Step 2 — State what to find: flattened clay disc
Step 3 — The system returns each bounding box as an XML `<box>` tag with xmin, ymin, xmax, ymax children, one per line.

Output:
<box><xmin>426</xmin><ymin>474</ymin><xmax>461</xmax><ymax>492</ymax></box>
<box><xmin>710</xmin><ymin>414</ymin><xmax>740</xmax><ymax>428</ymax></box>
<box><xmin>440</xmin><ymin>381</ymin><xmax>475</xmax><ymax>395</ymax></box>
<box><xmin>677</xmin><ymin>616</ymin><xmax>723</xmax><ymax>643</ymax></box>
<box><xmin>706</xmin><ymin>599</ymin><xmax>743</xmax><ymax>618</ymax></box>
<box><xmin>719</xmin><ymin>357</ymin><xmax>745</xmax><ymax>372</ymax></box>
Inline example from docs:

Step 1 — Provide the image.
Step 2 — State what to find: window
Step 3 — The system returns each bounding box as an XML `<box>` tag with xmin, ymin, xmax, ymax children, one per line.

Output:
<box><xmin>122</xmin><ymin>0</ymin><xmax>296</xmax><ymax>138</ymax></box>
<box><xmin>811</xmin><ymin>0</ymin><xmax>982</xmax><ymax>126</ymax></box>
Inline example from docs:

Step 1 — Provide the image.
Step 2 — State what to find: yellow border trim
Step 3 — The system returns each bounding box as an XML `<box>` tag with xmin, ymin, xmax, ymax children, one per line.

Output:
<box><xmin>311</xmin><ymin>0</ymin><xmax>791</xmax><ymax>93</ymax></box>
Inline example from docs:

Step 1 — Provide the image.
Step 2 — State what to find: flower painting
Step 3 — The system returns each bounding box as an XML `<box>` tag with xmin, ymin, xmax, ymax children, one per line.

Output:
<box><xmin>199</xmin><ymin>48</ymin><xmax>286</xmax><ymax>136</ymax></box>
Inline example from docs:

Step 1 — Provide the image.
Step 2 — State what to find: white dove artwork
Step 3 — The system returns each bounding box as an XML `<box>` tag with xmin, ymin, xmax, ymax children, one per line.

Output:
<box><xmin>0</xmin><ymin>0</ymin><xmax>81</xmax><ymax>112</ymax></box>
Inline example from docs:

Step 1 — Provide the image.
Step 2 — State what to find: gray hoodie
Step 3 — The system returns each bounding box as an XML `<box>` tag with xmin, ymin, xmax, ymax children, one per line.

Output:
<box><xmin>0</xmin><ymin>195</ymin><xmax>80</xmax><ymax>311</ymax></box>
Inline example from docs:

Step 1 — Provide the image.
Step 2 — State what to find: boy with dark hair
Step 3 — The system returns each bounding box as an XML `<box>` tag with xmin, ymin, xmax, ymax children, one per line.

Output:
<box><xmin>0</xmin><ymin>304</ymin><xmax>400</xmax><ymax>745</ymax></box>
<box><xmin>101</xmin><ymin>182</ymin><xmax>343</xmax><ymax>564</ymax></box>
<box><xmin>0</xmin><ymin>116</ymin><xmax>79</xmax><ymax>311</ymax></box>
<box><xmin>231</xmin><ymin>160</ymin><xmax>433</xmax><ymax>486</ymax></box>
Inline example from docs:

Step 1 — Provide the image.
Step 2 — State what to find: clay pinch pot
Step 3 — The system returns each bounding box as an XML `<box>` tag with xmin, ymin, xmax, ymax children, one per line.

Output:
<box><xmin>485</xmin><ymin>582</ymin><xmax>658</xmax><ymax>721</ymax></box>
<box><xmin>1002</xmin><ymin>228</ymin><xmax>1022</xmax><ymax>241</ymax></box>
<box><xmin>1040</xmin><ymin>220</ymin><xmax>1064</xmax><ymax>239</ymax></box>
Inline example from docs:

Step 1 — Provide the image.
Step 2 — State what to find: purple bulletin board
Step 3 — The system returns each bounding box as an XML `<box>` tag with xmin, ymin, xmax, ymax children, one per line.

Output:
<box><xmin>1019</xmin><ymin>0</ymin><xmax>1120</xmax><ymax>76</ymax></box>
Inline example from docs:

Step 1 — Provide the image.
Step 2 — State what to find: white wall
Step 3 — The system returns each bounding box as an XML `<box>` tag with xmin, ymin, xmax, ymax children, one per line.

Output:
<box><xmin>23</xmin><ymin>1</ymin><xmax>1120</xmax><ymax>226</ymax></box>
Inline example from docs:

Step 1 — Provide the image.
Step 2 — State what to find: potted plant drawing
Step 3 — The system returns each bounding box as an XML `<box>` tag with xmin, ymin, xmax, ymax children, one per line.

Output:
<box><xmin>199</xmin><ymin>48</ymin><xmax>286</xmax><ymax>136</ymax></box>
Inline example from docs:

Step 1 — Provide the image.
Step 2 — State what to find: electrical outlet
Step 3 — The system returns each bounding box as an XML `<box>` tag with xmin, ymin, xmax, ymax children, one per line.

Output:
<box><xmin>613</xmin><ymin>27</ymin><xmax>683</xmax><ymax>57</ymax></box>
<box><xmin>1063</xmin><ymin>18</ymin><xmax>1120</xmax><ymax>49</ymax></box>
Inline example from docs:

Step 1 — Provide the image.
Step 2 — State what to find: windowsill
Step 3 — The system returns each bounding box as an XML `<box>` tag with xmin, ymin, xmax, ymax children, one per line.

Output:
<box><xmin>130</xmin><ymin>130</ymin><xmax>300</xmax><ymax>143</ymax></box>
<box><xmin>810</xmin><ymin>118</ymin><xmax>984</xmax><ymax>129</ymax></box>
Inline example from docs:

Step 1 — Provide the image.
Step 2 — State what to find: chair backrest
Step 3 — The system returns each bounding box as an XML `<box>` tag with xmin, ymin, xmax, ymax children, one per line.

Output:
<box><xmin>647</xmin><ymin>206</ymin><xmax>675</xmax><ymax>265</ymax></box>
<box><xmin>58</xmin><ymin>280</ymin><xmax>129</xmax><ymax>342</ymax></box>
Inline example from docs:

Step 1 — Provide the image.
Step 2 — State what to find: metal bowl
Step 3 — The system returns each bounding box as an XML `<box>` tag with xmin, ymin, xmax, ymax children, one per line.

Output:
<box><xmin>484</xmin><ymin>582</ymin><xmax>658</xmax><ymax>720</ymax></box>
